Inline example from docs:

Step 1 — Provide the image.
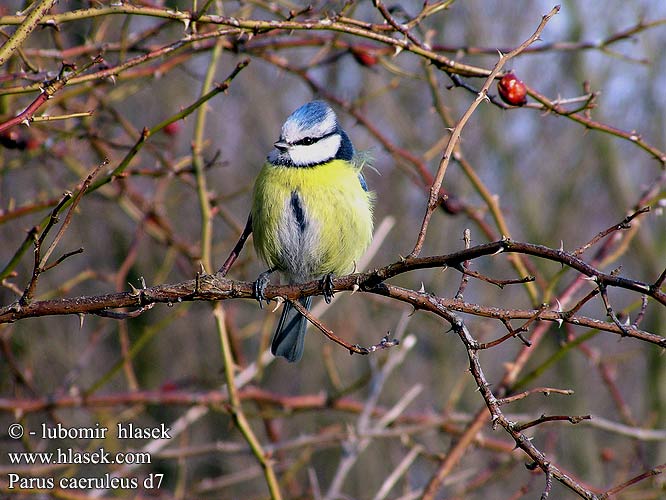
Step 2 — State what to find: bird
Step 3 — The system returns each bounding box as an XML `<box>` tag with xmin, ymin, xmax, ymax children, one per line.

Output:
<box><xmin>251</xmin><ymin>100</ymin><xmax>374</xmax><ymax>362</ymax></box>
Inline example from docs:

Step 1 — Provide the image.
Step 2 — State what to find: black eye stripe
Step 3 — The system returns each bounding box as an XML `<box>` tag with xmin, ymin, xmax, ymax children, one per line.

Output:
<box><xmin>294</xmin><ymin>137</ymin><xmax>316</xmax><ymax>146</ymax></box>
<box><xmin>292</xmin><ymin>130</ymin><xmax>337</xmax><ymax>146</ymax></box>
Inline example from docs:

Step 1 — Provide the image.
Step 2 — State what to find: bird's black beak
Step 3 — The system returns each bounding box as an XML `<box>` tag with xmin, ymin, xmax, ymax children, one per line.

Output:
<box><xmin>273</xmin><ymin>140</ymin><xmax>289</xmax><ymax>152</ymax></box>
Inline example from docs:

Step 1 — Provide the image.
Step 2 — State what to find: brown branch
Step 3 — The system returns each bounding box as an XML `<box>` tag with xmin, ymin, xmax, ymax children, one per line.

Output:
<box><xmin>0</xmin><ymin>196</ymin><xmax>65</xmax><ymax>225</ymax></box>
<box><xmin>454</xmin><ymin>228</ymin><xmax>471</xmax><ymax>299</ymax></box>
<box><xmin>18</xmin><ymin>195</ymin><xmax>70</xmax><ymax>305</ymax></box>
<box><xmin>444</xmin><ymin>311</ymin><xmax>599</xmax><ymax>500</ymax></box>
<box><xmin>540</xmin><ymin>466</ymin><xmax>554</xmax><ymax>500</ymax></box>
<box><xmin>513</xmin><ymin>413</ymin><xmax>591</xmax><ymax>432</ymax></box>
<box><xmin>0</xmin><ymin>28</ymin><xmax>241</xmax><ymax>97</ymax></box>
<box><xmin>0</xmin><ymin>57</ymin><xmax>102</xmax><ymax>134</ymax></box>
<box><xmin>598</xmin><ymin>283</ymin><xmax>631</xmax><ymax>336</ymax></box>
<box><xmin>573</xmin><ymin>206</ymin><xmax>650</xmax><ymax>257</ymax></box>
<box><xmin>1</xmin><ymin>240</ymin><xmax>664</xmax><ymax>349</ymax></box>
<box><xmin>2</xmin><ymin>6</ymin><xmax>662</xmax><ymax>168</ymax></box>
<box><xmin>18</xmin><ymin>161</ymin><xmax>105</xmax><ymax>306</ymax></box>
<box><xmin>476</xmin><ymin>325</ymin><xmax>532</xmax><ymax>350</ymax></box>
<box><xmin>409</xmin><ymin>5</ymin><xmax>561</xmax><ymax>259</ymax></box>
<box><xmin>459</xmin><ymin>267</ymin><xmax>535</xmax><ymax>289</ymax></box>
<box><xmin>290</xmin><ymin>299</ymin><xmax>399</xmax><ymax>355</ymax></box>
<box><xmin>373</xmin><ymin>0</ymin><xmax>425</xmax><ymax>48</ymax></box>
<box><xmin>654</xmin><ymin>266</ymin><xmax>666</xmax><ymax>291</ymax></box>
<box><xmin>41</xmin><ymin>247</ymin><xmax>84</xmax><ymax>272</ymax></box>
<box><xmin>497</xmin><ymin>388</ymin><xmax>575</xmax><ymax>406</ymax></box>
<box><xmin>565</xmin><ymin>288</ymin><xmax>600</xmax><ymax>318</ymax></box>
<box><xmin>2</xmin><ymin>272</ymin><xmax>659</xmax><ymax>346</ymax></box>
<box><xmin>386</xmin><ymin>283</ymin><xmax>663</xmax><ymax>347</ymax></box>
<box><xmin>431</xmin><ymin>18</ymin><xmax>666</xmax><ymax>57</ymax></box>
<box><xmin>218</xmin><ymin>214</ymin><xmax>253</xmax><ymax>276</ymax></box>
<box><xmin>371</xmin><ymin>240</ymin><xmax>666</xmax><ymax>306</ymax></box>
<box><xmin>599</xmin><ymin>463</ymin><xmax>666</xmax><ymax>499</ymax></box>
<box><xmin>528</xmin><ymin>83</ymin><xmax>666</xmax><ymax>165</ymax></box>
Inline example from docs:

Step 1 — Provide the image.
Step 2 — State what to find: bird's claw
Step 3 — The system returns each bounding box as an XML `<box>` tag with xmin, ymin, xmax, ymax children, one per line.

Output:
<box><xmin>322</xmin><ymin>273</ymin><xmax>335</xmax><ymax>304</ymax></box>
<box><xmin>254</xmin><ymin>270</ymin><xmax>273</xmax><ymax>308</ymax></box>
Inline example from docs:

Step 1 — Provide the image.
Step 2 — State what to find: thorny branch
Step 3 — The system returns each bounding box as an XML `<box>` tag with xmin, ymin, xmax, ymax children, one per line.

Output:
<box><xmin>290</xmin><ymin>298</ymin><xmax>399</xmax><ymax>355</ymax></box>
<box><xmin>0</xmin><ymin>7</ymin><xmax>663</xmax><ymax>164</ymax></box>
<box><xmin>0</xmin><ymin>57</ymin><xmax>103</xmax><ymax>134</ymax></box>
<box><xmin>1</xmin><ymin>239</ymin><xmax>664</xmax><ymax>349</ymax></box>
<box><xmin>599</xmin><ymin>463</ymin><xmax>666</xmax><ymax>499</ymax></box>
<box><xmin>446</xmin><ymin>312</ymin><xmax>599</xmax><ymax>500</ymax></box>
<box><xmin>17</xmin><ymin>161</ymin><xmax>105</xmax><ymax>306</ymax></box>
<box><xmin>573</xmin><ymin>206</ymin><xmax>650</xmax><ymax>257</ymax></box>
<box><xmin>409</xmin><ymin>6</ymin><xmax>563</xmax><ymax>258</ymax></box>
<box><xmin>0</xmin><ymin>0</ymin><xmax>58</xmax><ymax>66</ymax></box>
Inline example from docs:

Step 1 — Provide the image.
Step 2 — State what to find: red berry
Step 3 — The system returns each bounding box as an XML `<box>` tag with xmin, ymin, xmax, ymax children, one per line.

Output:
<box><xmin>160</xmin><ymin>381</ymin><xmax>178</xmax><ymax>392</ymax></box>
<box><xmin>163</xmin><ymin>121</ymin><xmax>181</xmax><ymax>136</ymax></box>
<box><xmin>25</xmin><ymin>138</ymin><xmax>41</xmax><ymax>151</ymax></box>
<box><xmin>350</xmin><ymin>46</ymin><xmax>379</xmax><ymax>67</ymax></box>
<box><xmin>498</xmin><ymin>73</ymin><xmax>527</xmax><ymax>106</ymax></box>
<box><xmin>0</xmin><ymin>129</ymin><xmax>27</xmax><ymax>150</ymax></box>
<box><xmin>600</xmin><ymin>448</ymin><xmax>615</xmax><ymax>462</ymax></box>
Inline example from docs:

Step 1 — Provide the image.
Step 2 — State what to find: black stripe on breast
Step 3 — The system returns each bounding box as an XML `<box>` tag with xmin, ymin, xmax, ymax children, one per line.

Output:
<box><xmin>290</xmin><ymin>191</ymin><xmax>306</xmax><ymax>234</ymax></box>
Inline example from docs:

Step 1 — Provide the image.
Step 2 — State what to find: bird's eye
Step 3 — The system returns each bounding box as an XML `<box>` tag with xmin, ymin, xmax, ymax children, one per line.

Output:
<box><xmin>297</xmin><ymin>137</ymin><xmax>316</xmax><ymax>146</ymax></box>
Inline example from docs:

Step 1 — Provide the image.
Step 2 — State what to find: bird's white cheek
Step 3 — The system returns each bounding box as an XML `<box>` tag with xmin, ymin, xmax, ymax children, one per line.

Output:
<box><xmin>289</xmin><ymin>135</ymin><xmax>341</xmax><ymax>166</ymax></box>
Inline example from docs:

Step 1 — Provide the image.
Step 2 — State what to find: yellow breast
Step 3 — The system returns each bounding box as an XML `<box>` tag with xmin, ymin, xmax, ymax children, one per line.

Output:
<box><xmin>251</xmin><ymin>159</ymin><xmax>374</xmax><ymax>281</ymax></box>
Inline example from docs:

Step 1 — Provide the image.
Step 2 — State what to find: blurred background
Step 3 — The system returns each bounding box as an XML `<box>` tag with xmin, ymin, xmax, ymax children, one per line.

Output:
<box><xmin>1</xmin><ymin>0</ymin><xmax>665</xmax><ymax>498</ymax></box>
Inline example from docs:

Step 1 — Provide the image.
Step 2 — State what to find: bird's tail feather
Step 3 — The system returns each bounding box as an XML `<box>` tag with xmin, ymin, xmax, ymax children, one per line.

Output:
<box><xmin>271</xmin><ymin>296</ymin><xmax>313</xmax><ymax>363</ymax></box>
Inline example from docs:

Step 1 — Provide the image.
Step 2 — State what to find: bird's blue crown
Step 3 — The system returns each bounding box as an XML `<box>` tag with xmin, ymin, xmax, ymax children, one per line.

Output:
<box><xmin>286</xmin><ymin>101</ymin><xmax>334</xmax><ymax>134</ymax></box>
<box><xmin>270</xmin><ymin>100</ymin><xmax>354</xmax><ymax>166</ymax></box>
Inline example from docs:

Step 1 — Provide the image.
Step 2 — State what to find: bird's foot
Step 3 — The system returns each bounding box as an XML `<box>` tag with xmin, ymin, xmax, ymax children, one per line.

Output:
<box><xmin>254</xmin><ymin>269</ymin><xmax>274</xmax><ymax>308</ymax></box>
<box><xmin>322</xmin><ymin>273</ymin><xmax>335</xmax><ymax>304</ymax></box>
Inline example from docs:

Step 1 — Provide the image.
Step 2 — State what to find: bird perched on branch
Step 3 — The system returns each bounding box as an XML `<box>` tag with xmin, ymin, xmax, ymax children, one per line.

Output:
<box><xmin>251</xmin><ymin>100</ymin><xmax>374</xmax><ymax>362</ymax></box>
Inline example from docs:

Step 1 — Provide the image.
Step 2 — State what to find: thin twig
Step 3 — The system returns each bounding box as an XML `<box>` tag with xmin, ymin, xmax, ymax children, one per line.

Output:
<box><xmin>0</xmin><ymin>57</ymin><xmax>102</xmax><ymax>134</ymax></box>
<box><xmin>540</xmin><ymin>466</ymin><xmax>554</xmax><ymax>500</ymax></box>
<box><xmin>599</xmin><ymin>463</ymin><xmax>666</xmax><ymax>499</ymax></box>
<box><xmin>40</xmin><ymin>161</ymin><xmax>106</xmax><ymax>268</ymax></box>
<box><xmin>454</xmin><ymin>228</ymin><xmax>471</xmax><ymax>299</ymax></box>
<box><xmin>598</xmin><ymin>283</ymin><xmax>631</xmax><ymax>336</ymax></box>
<box><xmin>497</xmin><ymin>387</ymin><xmax>575</xmax><ymax>406</ymax></box>
<box><xmin>409</xmin><ymin>5</ymin><xmax>561</xmax><ymax>259</ymax></box>
<box><xmin>214</xmin><ymin>304</ymin><xmax>283</xmax><ymax>500</ymax></box>
<box><xmin>324</xmin><ymin>335</ymin><xmax>417</xmax><ymax>500</ymax></box>
<box><xmin>290</xmin><ymin>299</ymin><xmax>400</xmax><ymax>355</ymax></box>
<box><xmin>218</xmin><ymin>215</ymin><xmax>253</xmax><ymax>276</ymax></box>
<box><xmin>18</xmin><ymin>162</ymin><xmax>104</xmax><ymax>306</ymax></box>
<box><xmin>458</xmin><ymin>267</ymin><xmax>535</xmax><ymax>289</ymax></box>
<box><xmin>441</xmin><ymin>312</ymin><xmax>599</xmax><ymax>500</ymax></box>
<box><xmin>573</xmin><ymin>206</ymin><xmax>650</xmax><ymax>257</ymax></box>
<box><xmin>513</xmin><ymin>413</ymin><xmax>591</xmax><ymax>432</ymax></box>
<box><xmin>0</xmin><ymin>0</ymin><xmax>58</xmax><ymax>66</ymax></box>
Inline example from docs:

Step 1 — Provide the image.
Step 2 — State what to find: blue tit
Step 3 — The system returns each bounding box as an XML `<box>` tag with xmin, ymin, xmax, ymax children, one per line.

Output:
<box><xmin>251</xmin><ymin>100</ymin><xmax>374</xmax><ymax>362</ymax></box>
